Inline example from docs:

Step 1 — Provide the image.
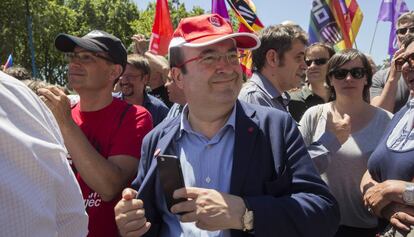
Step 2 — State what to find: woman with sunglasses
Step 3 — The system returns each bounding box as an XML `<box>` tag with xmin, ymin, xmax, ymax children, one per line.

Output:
<box><xmin>361</xmin><ymin>34</ymin><xmax>414</xmax><ymax>237</ymax></box>
<box><xmin>289</xmin><ymin>42</ymin><xmax>335</xmax><ymax>122</ymax></box>
<box><xmin>299</xmin><ymin>49</ymin><xmax>393</xmax><ymax>237</ymax></box>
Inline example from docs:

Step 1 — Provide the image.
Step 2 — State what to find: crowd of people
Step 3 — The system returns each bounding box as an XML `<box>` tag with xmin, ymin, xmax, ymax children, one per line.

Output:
<box><xmin>2</xmin><ymin>10</ymin><xmax>414</xmax><ymax>237</ymax></box>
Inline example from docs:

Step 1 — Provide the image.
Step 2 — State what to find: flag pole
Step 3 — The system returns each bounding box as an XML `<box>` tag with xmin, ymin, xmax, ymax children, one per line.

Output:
<box><xmin>25</xmin><ymin>0</ymin><xmax>37</xmax><ymax>78</ymax></box>
<box><xmin>369</xmin><ymin>21</ymin><xmax>379</xmax><ymax>54</ymax></box>
<box><xmin>350</xmin><ymin>25</ymin><xmax>358</xmax><ymax>49</ymax></box>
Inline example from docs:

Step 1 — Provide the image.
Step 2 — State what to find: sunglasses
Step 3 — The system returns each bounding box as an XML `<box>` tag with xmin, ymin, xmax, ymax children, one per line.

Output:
<box><xmin>305</xmin><ymin>58</ymin><xmax>328</xmax><ymax>67</ymax></box>
<box><xmin>396</xmin><ymin>26</ymin><xmax>414</xmax><ymax>35</ymax></box>
<box><xmin>329</xmin><ymin>67</ymin><xmax>367</xmax><ymax>80</ymax></box>
<box><xmin>395</xmin><ymin>53</ymin><xmax>414</xmax><ymax>68</ymax></box>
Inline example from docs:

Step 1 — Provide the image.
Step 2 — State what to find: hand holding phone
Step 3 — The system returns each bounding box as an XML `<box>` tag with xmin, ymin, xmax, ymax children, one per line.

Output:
<box><xmin>157</xmin><ymin>154</ymin><xmax>187</xmax><ymax>212</ymax></box>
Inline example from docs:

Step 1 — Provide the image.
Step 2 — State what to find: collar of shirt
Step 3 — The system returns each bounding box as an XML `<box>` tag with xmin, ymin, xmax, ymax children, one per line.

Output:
<box><xmin>387</xmin><ymin>98</ymin><xmax>414</xmax><ymax>151</ymax></box>
<box><xmin>300</xmin><ymin>85</ymin><xmax>326</xmax><ymax>102</ymax></box>
<box><xmin>251</xmin><ymin>72</ymin><xmax>282</xmax><ymax>100</ymax></box>
<box><xmin>251</xmin><ymin>72</ymin><xmax>291</xmax><ymax>110</ymax></box>
<box><xmin>179</xmin><ymin>104</ymin><xmax>237</xmax><ymax>139</ymax></box>
<box><xmin>300</xmin><ymin>85</ymin><xmax>314</xmax><ymax>100</ymax></box>
<box><xmin>142</xmin><ymin>92</ymin><xmax>150</xmax><ymax>107</ymax></box>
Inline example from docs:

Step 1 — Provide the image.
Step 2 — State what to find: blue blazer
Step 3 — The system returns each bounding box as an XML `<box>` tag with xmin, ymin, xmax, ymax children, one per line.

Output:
<box><xmin>132</xmin><ymin>100</ymin><xmax>340</xmax><ymax>237</ymax></box>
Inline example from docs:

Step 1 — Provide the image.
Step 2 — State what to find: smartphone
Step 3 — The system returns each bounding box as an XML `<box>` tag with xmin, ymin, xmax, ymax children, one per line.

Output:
<box><xmin>157</xmin><ymin>154</ymin><xmax>187</xmax><ymax>212</ymax></box>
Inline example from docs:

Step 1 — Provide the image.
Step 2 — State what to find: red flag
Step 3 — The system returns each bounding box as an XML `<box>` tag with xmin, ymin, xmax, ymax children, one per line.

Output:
<box><xmin>149</xmin><ymin>0</ymin><xmax>173</xmax><ymax>56</ymax></box>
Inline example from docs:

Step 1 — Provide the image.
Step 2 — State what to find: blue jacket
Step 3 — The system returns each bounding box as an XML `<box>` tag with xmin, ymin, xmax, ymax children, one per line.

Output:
<box><xmin>132</xmin><ymin>100</ymin><xmax>340</xmax><ymax>237</ymax></box>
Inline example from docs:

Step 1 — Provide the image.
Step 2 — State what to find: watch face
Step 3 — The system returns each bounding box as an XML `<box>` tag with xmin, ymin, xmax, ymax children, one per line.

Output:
<box><xmin>403</xmin><ymin>185</ymin><xmax>414</xmax><ymax>204</ymax></box>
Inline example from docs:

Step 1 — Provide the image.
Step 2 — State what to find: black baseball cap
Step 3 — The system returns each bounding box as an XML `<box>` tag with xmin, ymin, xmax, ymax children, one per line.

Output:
<box><xmin>55</xmin><ymin>30</ymin><xmax>127</xmax><ymax>72</ymax></box>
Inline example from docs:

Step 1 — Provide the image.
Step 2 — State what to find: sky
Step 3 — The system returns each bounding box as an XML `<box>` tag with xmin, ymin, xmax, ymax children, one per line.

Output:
<box><xmin>133</xmin><ymin>0</ymin><xmax>414</xmax><ymax>65</ymax></box>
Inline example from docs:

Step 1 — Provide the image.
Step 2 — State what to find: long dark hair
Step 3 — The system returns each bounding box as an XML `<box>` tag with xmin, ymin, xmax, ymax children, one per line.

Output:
<box><xmin>326</xmin><ymin>49</ymin><xmax>373</xmax><ymax>102</ymax></box>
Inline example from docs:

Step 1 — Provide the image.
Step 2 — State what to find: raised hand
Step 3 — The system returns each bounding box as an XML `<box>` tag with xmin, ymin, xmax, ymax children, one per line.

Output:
<box><xmin>131</xmin><ymin>34</ymin><xmax>150</xmax><ymax>55</ymax></box>
<box><xmin>38</xmin><ymin>86</ymin><xmax>72</xmax><ymax>129</ymax></box>
<box><xmin>114</xmin><ymin>188</ymin><xmax>151</xmax><ymax>237</ymax></box>
<box><xmin>326</xmin><ymin>111</ymin><xmax>351</xmax><ymax>145</ymax></box>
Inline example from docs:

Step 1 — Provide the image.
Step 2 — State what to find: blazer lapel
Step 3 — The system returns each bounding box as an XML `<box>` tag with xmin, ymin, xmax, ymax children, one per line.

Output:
<box><xmin>230</xmin><ymin>101</ymin><xmax>259</xmax><ymax>195</ymax></box>
<box><xmin>138</xmin><ymin>123</ymin><xmax>180</xmax><ymax>194</ymax></box>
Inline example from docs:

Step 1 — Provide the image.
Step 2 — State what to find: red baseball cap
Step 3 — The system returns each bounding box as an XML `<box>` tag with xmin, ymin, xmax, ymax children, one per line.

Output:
<box><xmin>168</xmin><ymin>14</ymin><xmax>260</xmax><ymax>50</ymax></box>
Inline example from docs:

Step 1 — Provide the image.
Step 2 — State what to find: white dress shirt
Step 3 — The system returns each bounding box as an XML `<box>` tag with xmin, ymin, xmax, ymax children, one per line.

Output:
<box><xmin>0</xmin><ymin>72</ymin><xmax>88</xmax><ymax>237</ymax></box>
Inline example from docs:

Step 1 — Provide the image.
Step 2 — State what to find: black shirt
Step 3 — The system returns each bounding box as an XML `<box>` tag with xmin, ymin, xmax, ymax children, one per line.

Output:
<box><xmin>288</xmin><ymin>86</ymin><xmax>327</xmax><ymax>122</ymax></box>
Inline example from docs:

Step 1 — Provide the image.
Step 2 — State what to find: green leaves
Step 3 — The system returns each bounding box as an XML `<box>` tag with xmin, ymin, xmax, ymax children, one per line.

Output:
<box><xmin>1</xmin><ymin>0</ymin><xmax>204</xmax><ymax>85</ymax></box>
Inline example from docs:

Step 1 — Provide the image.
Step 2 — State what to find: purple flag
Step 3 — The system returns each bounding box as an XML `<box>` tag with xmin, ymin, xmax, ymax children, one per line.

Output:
<box><xmin>377</xmin><ymin>0</ymin><xmax>409</xmax><ymax>56</ymax></box>
<box><xmin>212</xmin><ymin>0</ymin><xmax>229</xmax><ymax>21</ymax></box>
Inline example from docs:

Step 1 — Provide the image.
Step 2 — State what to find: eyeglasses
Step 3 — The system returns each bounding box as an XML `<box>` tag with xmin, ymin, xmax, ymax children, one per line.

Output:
<box><xmin>305</xmin><ymin>58</ymin><xmax>328</xmax><ymax>67</ymax></box>
<box><xmin>120</xmin><ymin>74</ymin><xmax>144</xmax><ymax>80</ymax></box>
<box><xmin>395</xmin><ymin>53</ymin><xmax>414</xmax><ymax>69</ymax></box>
<box><xmin>329</xmin><ymin>67</ymin><xmax>367</xmax><ymax>80</ymax></box>
<box><xmin>64</xmin><ymin>51</ymin><xmax>114</xmax><ymax>64</ymax></box>
<box><xmin>176</xmin><ymin>51</ymin><xmax>245</xmax><ymax>68</ymax></box>
<box><xmin>396</xmin><ymin>26</ymin><xmax>414</xmax><ymax>35</ymax></box>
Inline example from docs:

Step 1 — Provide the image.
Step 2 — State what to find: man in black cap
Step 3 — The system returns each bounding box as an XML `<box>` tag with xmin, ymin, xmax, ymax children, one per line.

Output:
<box><xmin>38</xmin><ymin>30</ymin><xmax>153</xmax><ymax>237</ymax></box>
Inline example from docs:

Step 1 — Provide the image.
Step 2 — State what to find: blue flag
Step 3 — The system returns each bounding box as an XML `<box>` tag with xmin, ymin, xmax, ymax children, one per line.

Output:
<box><xmin>4</xmin><ymin>54</ymin><xmax>13</xmax><ymax>70</ymax></box>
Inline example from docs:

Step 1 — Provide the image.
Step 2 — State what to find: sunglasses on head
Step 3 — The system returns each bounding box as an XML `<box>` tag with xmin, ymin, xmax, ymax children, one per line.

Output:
<box><xmin>305</xmin><ymin>58</ymin><xmax>328</xmax><ymax>67</ymax></box>
<box><xmin>396</xmin><ymin>26</ymin><xmax>414</xmax><ymax>35</ymax></box>
<box><xmin>329</xmin><ymin>67</ymin><xmax>367</xmax><ymax>80</ymax></box>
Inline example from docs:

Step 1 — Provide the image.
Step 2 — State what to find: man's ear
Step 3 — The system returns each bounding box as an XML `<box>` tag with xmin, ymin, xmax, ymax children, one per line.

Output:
<box><xmin>170</xmin><ymin>67</ymin><xmax>184</xmax><ymax>90</ymax></box>
<box><xmin>265</xmin><ymin>49</ymin><xmax>279</xmax><ymax>67</ymax></box>
<box><xmin>110</xmin><ymin>64</ymin><xmax>123</xmax><ymax>82</ymax></box>
<box><xmin>142</xmin><ymin>74</ymin><xmax>150</xmax><ymax>85</ymax></box>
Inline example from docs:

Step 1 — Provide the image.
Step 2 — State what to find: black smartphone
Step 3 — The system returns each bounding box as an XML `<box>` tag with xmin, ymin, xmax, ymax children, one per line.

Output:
<box><xmin>156</xmin><ymin>154</ymin><xmax>187</xmax><ymax>212</ymax></box>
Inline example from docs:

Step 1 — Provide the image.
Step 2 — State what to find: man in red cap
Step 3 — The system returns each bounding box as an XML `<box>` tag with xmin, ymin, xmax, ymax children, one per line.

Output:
<box><xmin>114</xmin><ymin>14</ymin><xmax>339</xmax><ymax>237</ymax></box>
<box><xmin>38</xmin><ymin>30</ymin><xmax>153</xmax><ymax>237</ymax></box>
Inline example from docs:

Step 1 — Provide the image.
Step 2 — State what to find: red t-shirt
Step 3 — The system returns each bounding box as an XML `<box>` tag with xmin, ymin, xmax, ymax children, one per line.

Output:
<box><xmin>71</xmin><ymin>98</ymin><xmax>152</xmax><ymax>237</ymax></box>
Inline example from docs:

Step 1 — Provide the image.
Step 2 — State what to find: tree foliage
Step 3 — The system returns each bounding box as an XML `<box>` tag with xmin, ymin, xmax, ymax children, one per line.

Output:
<box><xmin>0</xmin><ymin>0</ymin><xmax>204</xmax><ymax>86</ymax></box>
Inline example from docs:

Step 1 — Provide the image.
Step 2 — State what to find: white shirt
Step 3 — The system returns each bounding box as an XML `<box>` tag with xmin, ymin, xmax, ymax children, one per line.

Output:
<box><xmin>0</xmin><ymin>72</ymin><xmax>88</xmax><ymax>237</ymax></box>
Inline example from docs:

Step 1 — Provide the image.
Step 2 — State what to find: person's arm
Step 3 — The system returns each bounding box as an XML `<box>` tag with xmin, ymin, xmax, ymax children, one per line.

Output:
<box><xmin>306</xmin><ymin>132</ymin><xmax>341</xmax><ymax>173</ymax></box>
<box><xmin>38</xmin><ymin>87</ymin><xmax>152</xmax><ymax>201</ymax></box>
<box><xmin>360</xmin><ymin>170</ymin><xmax>378</xmax><ymax>197</ymax></box>
<box><xmin>298</xmin><ymin>107</ymin><xmax>347</xmax><ymax>173</ymax></box>
<box><xmin>115</xmin><ymin>128</ymin><xmax>158</xmax><ymax>237</ymax></box>
<box><xmin>363</xmin><ymin>179</ymin><xmax>412</xmax><ymax>216</ymax></box>
<box><xmin>131</xmin><ymin>34</ymin><xmax>169</xmax><ymax>78</ymax></box>
<box><xmin>371</xmin><ymin>48</ymin><xmax>405</xmax><ymax>113</ymax></box>
<box><xmin>131</xmin><ymin>34</ymin><xmax>149</xmax><ymax>55</ymax></box>
<box><xmin>245</xmin><ymin>113</ymin><xmax>340</xmax><ymax>237</ymax></box>
<box><xmin>61</xmin><ymin>121</ymin><xmax>140</xmax><ymax>201</ymax></box>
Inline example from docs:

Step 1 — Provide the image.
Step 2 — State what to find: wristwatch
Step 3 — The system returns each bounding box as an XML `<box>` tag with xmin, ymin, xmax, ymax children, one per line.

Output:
<box><xmin>403</xmin><ymin>183</ymin><xmax>414</xmax><ymax>205</ymax></box>
<box><xmin>241</xmin><ymin>199</ymin><xmax>254</xmax><ymax>232</ymax></box>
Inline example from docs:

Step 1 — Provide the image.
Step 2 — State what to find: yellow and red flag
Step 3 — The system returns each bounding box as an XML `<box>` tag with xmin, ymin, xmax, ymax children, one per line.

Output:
<box><xmin>149</xmin><ymin>0</ymin><xmax>174</xmax><ymax>56</ymax></box>
<box><xmin>331</xmin><ymin>0</ymin><xmax>363</xmax><ymax>50</ymax></box>
<box><xmin>226</xmin><ymin>0</ymin><xmax>264</xmax><ymax>77</ymax></box>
